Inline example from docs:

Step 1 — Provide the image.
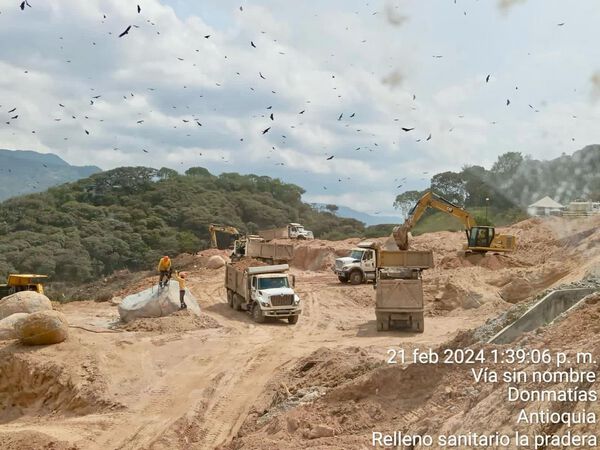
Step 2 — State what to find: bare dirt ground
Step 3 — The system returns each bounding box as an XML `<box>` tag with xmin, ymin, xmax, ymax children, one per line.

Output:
<box><xmin>1</xmin><ymin>216</ymin><xmax>599</xmax><ymax>449</ymax></box>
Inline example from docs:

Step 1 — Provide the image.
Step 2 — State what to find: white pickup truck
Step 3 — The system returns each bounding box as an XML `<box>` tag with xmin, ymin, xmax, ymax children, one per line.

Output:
<box><xmin>225</xmin><ymin>263</ymin><xmax>301</xmax><ymax>324</ymax></box>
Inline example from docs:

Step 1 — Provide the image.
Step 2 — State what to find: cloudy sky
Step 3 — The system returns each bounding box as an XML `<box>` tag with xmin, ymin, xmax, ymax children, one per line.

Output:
<box><xmin>1</xmin><ymin>0</ymin><xmax>600</xmax><ymax>216</ymax></box>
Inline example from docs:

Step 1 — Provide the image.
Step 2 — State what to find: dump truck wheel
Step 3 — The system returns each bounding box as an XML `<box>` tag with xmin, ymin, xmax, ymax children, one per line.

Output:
<box><xmin>349</xmin><ymin>270</ymin><xmax>363</xmax><ymax>285</ymax></box>
<box><xmin>252</xmin><ymin>303</ymin><xmax>265</xmax><ymax>323</ymax></box>
<box><xmin>414</xmin><ymin>313</ymin><xmax>424</xmax><ymax>333</ymax></box>
<box><xmin>287</xmin><ymin>315</ymin><xmax>299</xmax><ymax>325</ymax></box>
<box><xmin>376</xmin><ymin>319</ymin><xmax>384</xmax><ymax>331</ymax></box>
<box><xmin>338</xmin><ymin>275</ymin><xmax>348</xmax><ymax>283</ymax></box>
<box><xmin>382</xmin><ymin>316</ymin><xmax>390</xmax><ymax>331</ymax></box>
<box><xmin>233</xmin><ymin>294</ymin><xmax>243</xmax><ymax>311</ymax></box>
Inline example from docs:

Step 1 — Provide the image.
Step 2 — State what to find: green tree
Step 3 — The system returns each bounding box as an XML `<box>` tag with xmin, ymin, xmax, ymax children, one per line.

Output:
<box><xmin>393</xmin><ymin>190</ymin><xmax>424</xmax><ymax>217</ymax></box>
<box><xmin>430</xmin><ymin>171</ymin><xmax>466</xmax><ymax>205</ymax></box>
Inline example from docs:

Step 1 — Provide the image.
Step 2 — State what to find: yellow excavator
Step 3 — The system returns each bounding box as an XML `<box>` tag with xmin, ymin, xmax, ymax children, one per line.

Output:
<box><xmin>208</xmin><ymin>224</ymin><xmax>240</xmax><ymax>249</ymax></box>
<box><xmin>392</xmin><ymin>191</ymin><xmax>516</xmax><ymax>253</ymax></box>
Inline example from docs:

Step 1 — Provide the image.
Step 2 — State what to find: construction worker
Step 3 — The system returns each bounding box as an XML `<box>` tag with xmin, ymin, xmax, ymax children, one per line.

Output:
<box><xmin>157</xmin><ymin>256</ymin><xmax>172</xmax><ymax>288</ymax></box>
<box><xmin>174</xmin><ymin>271</ymin><xmax>187</xmax><ymax>309</ymax></box>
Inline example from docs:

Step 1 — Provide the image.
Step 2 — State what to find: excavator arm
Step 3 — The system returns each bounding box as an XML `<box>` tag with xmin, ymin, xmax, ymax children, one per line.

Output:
<box><xmin>209</xmin><ymin>224</ymin><xmax>240</xmax><ymax>249</ymax></box>
<box><xmin>393</xmin><ymin>191</ymin><xmax>477</xmax><ymax>250</ymax></box>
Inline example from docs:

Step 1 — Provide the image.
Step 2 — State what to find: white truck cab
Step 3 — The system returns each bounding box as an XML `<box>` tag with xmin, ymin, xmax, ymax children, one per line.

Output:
<box><xmin>333</xmin><ymin>241</ymin><xmax>377</xmax><ymax>284</ymax></box>
<box><xmin>225</xmin><ymin>264</ymin><xmax>301</xmax><ymax>324</ymax></box>
<box><xmin>288</xmin><ymin>223</ymin><xmax>314</xmax><ymax>240</ymax></box>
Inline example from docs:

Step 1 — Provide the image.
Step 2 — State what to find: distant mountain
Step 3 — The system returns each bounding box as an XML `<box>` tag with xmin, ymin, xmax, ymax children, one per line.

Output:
<box><xmin>0</xmin><ymin>149</ymin><xmax>101</xmax><ymax>200</ymax></box>
<box><xmin>312</xmin><ymin>203</ymin><xmax>403</xmax><ymax>226</ymax></box>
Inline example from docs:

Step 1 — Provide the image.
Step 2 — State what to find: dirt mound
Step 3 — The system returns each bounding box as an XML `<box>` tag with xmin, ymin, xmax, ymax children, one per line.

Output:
<box><xmin>0</xmin><ymin>431</ymin><xmax>78</xmax><ymax>450</ymax></box>
<box><xmin>499</xmin><ymin>261</ymin><xmax>572</xmax><ymax>303</ymax></box>
<box><xmin>232</xmin><ymin>347</ymin><xmax>380</xmax><ymax>440</ymax></box>
<box><xmin>119</xmin><ymin>310</ymin><xmax>221</xmax><ymax>332</ymax></box>
<box><xmin>0</xmin><ymin>355</ymin><xmax>121</xmax><ymax>424</ymax></box>
<box><xmin>271</xmin><ymin>238</ymin><xmax>360</xmax><ymax>271</ymax></box>
<box><xmin>432</xmin><ymin>280</ymin><xmax>483</xmax><ymax>311</ymax></box>
<box><xmin>207</xmin><ymin>255</ymin><xmax>226</xmax><ymax>269</ymax></box>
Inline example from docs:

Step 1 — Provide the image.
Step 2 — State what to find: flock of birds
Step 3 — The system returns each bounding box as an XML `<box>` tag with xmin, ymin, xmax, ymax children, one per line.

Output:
<box><xmin>0</xmin><ymin>1</ymin><xmax>586</xmax><ymax>204</ymax></box>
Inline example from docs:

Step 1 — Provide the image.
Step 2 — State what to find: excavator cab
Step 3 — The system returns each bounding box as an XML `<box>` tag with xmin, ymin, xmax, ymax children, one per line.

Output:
<box><xmin>467</xmin><ymin>226</ymin><xmax>495</xmax><ymax>249</ymax></box>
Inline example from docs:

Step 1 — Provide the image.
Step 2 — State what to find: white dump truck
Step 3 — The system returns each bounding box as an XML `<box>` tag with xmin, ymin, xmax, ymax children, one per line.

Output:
<box><xmin>334</xmin><ymin>241</ymin><xmax>433</xmax><ymax>285</ymax></box>
<box><xmin>374</xmin><ymin>249</ymin><xmax>434</xmax><ymax>333</ymax></box>
<box><xmin>225</xmin><ymin>263</ymin><xmax>301</xmax><ymax>324</ymax></box>
<box><xmin>232</xmin><ymin>236</ymin><xmax>294</xmax><ymax>264</ymax></box>
<box><xmin>259</xmin><ymin>223</ymin><xmax>314</xmax><ymax>241</ymax></box>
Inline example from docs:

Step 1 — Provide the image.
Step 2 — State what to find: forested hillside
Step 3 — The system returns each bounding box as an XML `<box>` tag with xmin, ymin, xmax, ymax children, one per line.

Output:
<box><xmin>0</xmin><ymin>167</ymin><xmax>364</xmax><ymax>282</ymax></box>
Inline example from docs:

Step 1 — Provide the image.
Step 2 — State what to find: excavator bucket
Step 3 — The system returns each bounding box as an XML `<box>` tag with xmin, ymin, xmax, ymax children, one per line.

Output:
<box><xmin>391</xmin><ymin>224</ymin><xmax>410</xmax><ymax>250</ymax></box>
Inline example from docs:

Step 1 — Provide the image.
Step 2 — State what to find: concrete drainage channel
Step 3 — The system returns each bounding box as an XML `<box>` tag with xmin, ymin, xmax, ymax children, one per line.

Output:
<box><xmin>489</xmin><ymin>287</ymin><xmax>596</xmax><ymax>344</ymax></box>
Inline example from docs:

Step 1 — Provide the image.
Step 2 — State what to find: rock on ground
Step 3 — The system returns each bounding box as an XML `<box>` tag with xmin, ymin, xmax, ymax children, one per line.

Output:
<box><xmin>118</xmin><ymin>282</ymin><xmax>201</xmax><ymax>323</ymax></box>
<box><xmin>0</xmin><ymin>313</ymin><xmax>29</xmax><ymax>341</ymax></box>
<box><xmin>207</xmin><ymin>255</ymin><xmax>226</xmax><ymax>269</ymax></box>
<box><xmin>15</xmin><ymin>310</ymin><xmax>69</xmax><ymax>345</ymax></box>
<box><xmin>0</xmin><ymin>291</ymin><xmax>52</xmax><ymax>320</ymax></box>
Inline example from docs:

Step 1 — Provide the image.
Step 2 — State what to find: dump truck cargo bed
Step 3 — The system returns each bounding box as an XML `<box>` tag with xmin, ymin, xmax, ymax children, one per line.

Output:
<box><xmin>375</xmin><ymin>279</ymin><xmax>424</xmax><ymax>332</ymax></box>
<box><xmin>245</xmin><ymin>240</ymin><xmax>294</xmax><ymax>262</ymax></box>
<box><xmin>377</xmin><ymin>250</ymin><xmax>434</xmax><ymax>269</ymax></box>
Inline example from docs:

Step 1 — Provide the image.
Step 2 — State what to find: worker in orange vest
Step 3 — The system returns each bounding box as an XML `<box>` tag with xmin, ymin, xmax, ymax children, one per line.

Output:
<box><xmin>157</xmin><ymin>256</ymin><xmax>172</xmax><ymax>288</ymax></box>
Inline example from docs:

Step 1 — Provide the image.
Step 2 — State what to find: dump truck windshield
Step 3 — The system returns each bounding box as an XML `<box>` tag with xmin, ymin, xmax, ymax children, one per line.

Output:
<box><xmin>349</xmin><ymin>250</ymin><xmax>364</xmax><ymax>260</ymax></box>
<box><xmin>258</xmin><ymin>277</ymin><xmax>289</xmax><ymax>290</ymax></box>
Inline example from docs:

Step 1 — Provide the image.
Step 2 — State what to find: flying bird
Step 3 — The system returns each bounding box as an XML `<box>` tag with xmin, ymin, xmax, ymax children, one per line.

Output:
<box><xmin>557</xmin><ymin>22</ymin><xmax>565</xmax><ymax>26</ymax></box>
<box><xmin>326</xmin><ymin>155</ymin><xmax>334</xmax><ymax>160</ymax></box>
<box><xmin>259</xmin><ymin>72</ymin><xmax>266</xmax><ymax>79</ymax></box>
<box><xmin>251</xmin><ymin>41</ymin><xmax>256</xmax><ymax>48</ymax></box>
<box><xmin>85</xmin><ymin>130</ymin><xmax>90</xmax><ymax>135</ymax></box>
<box><xmin>338</xmin><ymin>113</ymin><xmax>343</xmax><ymax>120</ymax></box>
<box><xmin>426</xmin><ymin>133</ymin><xmax>432</xmax><ymax>141</ymax></box>
<box><xmin>10</xmin><ymin>115</ymin><xmax>18</xmax><ymax>120</ymax></box>
<box><xmin>486</xmin><ymin>74</ymin><xmax>490</xmax><ymax>83</ymax></box>
<box><xmin>8</xmin><ymin>108</ymin><xmax>16</xmax><ymax>113</ymax></box>
<box><xmin>299</xmin><ymin>110</ymin><xmax>305</xmax><ymax>114</ymax></box>
<box><xmin>506</xmin><ymin>99</ymin><xmax>511</xmax><ymax>106</ymax></box>
<box><xmin>119</xmin><ymin>25</ymin><xmax>132</xmax><ymax>38</ymax></box>
<box><xmin>269</xmin><ymin>113</ymin><xmax>274</xmax><ymax>120</ymax></box>
<box><xmin>350</xmin><ymin>113</ymin><xmax>355</xmax><ymax>118</ymax></box>
<box><xmin>262</xmin><ymin>127</ymin><xmax>271</xmax><ymax>134</ymax></box>
<box><xmin>204</xmin><ymin>35</ymin><xmax>211</xmax><ymax>38</ymax></box>
<box><xmin>137</xmin><ymin>4</ymin><xmax>141</xmax><ymax>13</ymax></box>
<box><xmin>401</xmin><ymin>127</ymin><xmax>414</xmax><ymax>132</ymax></box>
<box><xmin>240</xmin><ymin>6</ymin><xmax>243</xmax><ymax>11</ymax></box>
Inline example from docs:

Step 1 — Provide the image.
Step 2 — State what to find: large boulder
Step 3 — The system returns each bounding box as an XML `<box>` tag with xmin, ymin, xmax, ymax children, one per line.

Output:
<box><xmin>118</xmin><ymin>282</ymin><xmax>201</xmax><ymax>323</ymax></box>
<box><xmin>14</xmin><ymin>310</ymin><xmax>69</xmax><ymax>345</ymax></box>
<box><xmin>0</xmin><ymin>291</ymin><xmax>52</xmax><ymax>320</ymax></box>
<box><xmin>207</xmin><ymin>255</ymin><xmax>226</xmax><ymax>269</ymax></box>
<box><xmin>0</xmin><ymin>313</ymin><xmax>29</xmax><ymax>340</ymax></box>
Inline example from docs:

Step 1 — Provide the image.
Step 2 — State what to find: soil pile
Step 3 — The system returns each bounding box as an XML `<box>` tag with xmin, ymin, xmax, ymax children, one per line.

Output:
<box><xmin>119</xmin><ymin>310</ymin><xmax>221</xmax><ymax>332</ymax></box>
<box><xmin>0</xmin><ymin>354</ymin><xmax>121</xmax><ymax>424</ymax></box>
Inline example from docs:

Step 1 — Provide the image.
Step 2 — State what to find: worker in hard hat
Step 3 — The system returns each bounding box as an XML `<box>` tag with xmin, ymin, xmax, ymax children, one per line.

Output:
<box><xmin>174</xmin><ymin>271</ymin><xmax>187</xmax><ymax>309</ymax></box>
<box><xmin>157</xmin><ymin>256</ymin><xmax>172</xmax><ymax>288</ymax></box>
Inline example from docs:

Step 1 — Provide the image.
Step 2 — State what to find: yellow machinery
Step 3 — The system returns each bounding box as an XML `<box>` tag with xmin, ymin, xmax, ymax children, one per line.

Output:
<box><xmin>208</xmin><ymin>224</ymin><xmax>240</xmax><ymax>249</ymax></box>
<box><xmin>0</xmin><ymin>274</ymin><xmax>48</xmax><ymax>299</ymax></box>
<box><xmin>393</xmin><ymin>191</ymin><xmax>516</xmax><ymax>253</ymax></box>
